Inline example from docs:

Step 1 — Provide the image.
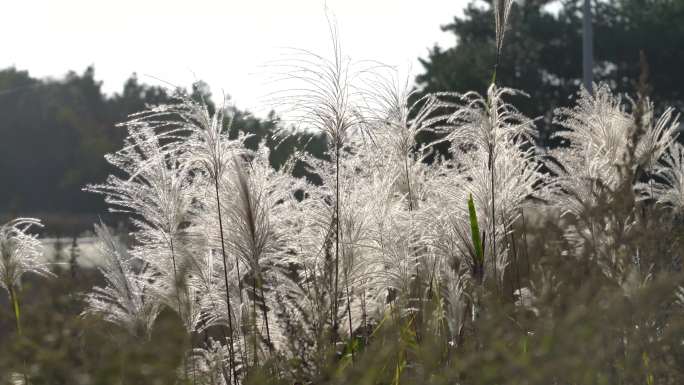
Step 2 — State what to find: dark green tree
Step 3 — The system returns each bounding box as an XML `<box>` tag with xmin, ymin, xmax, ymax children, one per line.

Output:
<box><xmin>417</xmin><ymin>0</ymin><xmax>684</xmax><ymax>146</ymax></box>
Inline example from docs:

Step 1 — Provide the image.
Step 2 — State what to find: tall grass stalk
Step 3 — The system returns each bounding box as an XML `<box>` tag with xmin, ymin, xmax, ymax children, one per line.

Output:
<box><xmin>215</xmin><ymin>181</ymin><xmax>239</xmax><ymax>385</ymax></box>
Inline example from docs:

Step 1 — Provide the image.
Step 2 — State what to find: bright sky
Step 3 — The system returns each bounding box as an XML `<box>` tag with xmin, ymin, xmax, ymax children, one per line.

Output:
<box><xmin>3</xmin><ymin>0</ymin><xmax>468</xmax><ymax>116</ymax></box>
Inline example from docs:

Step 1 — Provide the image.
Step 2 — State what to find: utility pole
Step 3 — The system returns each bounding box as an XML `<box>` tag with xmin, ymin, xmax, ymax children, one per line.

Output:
<box><xmin>583</xmin><ymin>0</ymin><xmax>594</xmax><ymax>94</ymax></box>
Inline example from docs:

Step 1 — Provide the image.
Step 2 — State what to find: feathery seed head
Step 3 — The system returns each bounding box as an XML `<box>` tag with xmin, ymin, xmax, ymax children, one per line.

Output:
<box><xmin>0</xmin><ymin>218</ymin><xmax>50</xmax><ymax>295</ymax></box>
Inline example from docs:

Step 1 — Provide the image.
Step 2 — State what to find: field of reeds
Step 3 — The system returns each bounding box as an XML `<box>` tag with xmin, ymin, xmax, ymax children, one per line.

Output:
<box><xmin>2</xmin><ymin>3</ymin><xmax>684</xmax><ymax>384</ymax></box>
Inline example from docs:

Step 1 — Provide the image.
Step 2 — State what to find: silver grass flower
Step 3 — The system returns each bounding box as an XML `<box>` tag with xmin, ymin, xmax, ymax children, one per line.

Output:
<box><xmin>454</xmin><ymin>143</ymin><xmax>545</xmax><ymax>230</ymax></box>
<box><xmin>551</xmin><ymin>84</ymin><xmax>679</xmax><ymax>216</ymax></box>
<box><xmin>223</xmin><ymin>148</ymin><xmax>298</xmax><ymax>354</ymax></box>
<box><xmin>434</xmin><ymin>85</ymin><xmax>544</xmax><ymax>287</ymax></box>
<box><xmin>439</xmin><ymin>264</ymin><xmax>468</xmax><ymax>345</ymax></box>
<box><xmin>86</xmin><ymin>124</ymin><xmax>193</xmax><ymax>236</ymax></box>
<box><xmin>365</xmin><ymin>208</ymin><xmax>423</xmax><ymax>315</ymax></box>
<box><xmin>549</xmin><ymin>84</ymin><xmax>680</xmax><ymax>286</ymax></box>
<box><xmin>195</xmin><ymin>246</ymin><xmax>244</xmax><ymax>335</ymax></box>
<box><xmin>445</xmin><ymin>85</ymin><xmax>535</xmax><ymax>157</ymax></box>
<box><xmin>359</xmin><ymin>68</ymin><xmax>452</xmax><ymax>160</ymax></box>
<box><xmin>282</xmin><ymin>148</ymin><xmax>379</xmax><ymax>335</ymax></box>
<box><xmin>335</xmin><ymin>151</ymin><xmax>389</xmax><ymax>328</ymax></box>
<box><xmin>190</xmin><ymin>146</ymin><xmax>303</xmax><ymax>365</ymax></box>
<box><xmin>0</xmin><ymin>218</ymin><xmax>50</xmax><ymax>296</ymax></box>
<box><xmin>637</xmin><ymin>142</ymin><xmax>684</xmax><ymax>213</ymax></box>
<box><xmin>147</xmin><ymin>264</ymin><xmax>204</xmax><ymax>332</ymax></box>
<box><xmin>223</xmin><ymin>149</ymin><xmax>292</xmax><ymax>278</ymax></box>
<box><xmin>494</xmin><ymin>0</ymin><xmax>514</xmax><ymax>62</ymax></box>
<box><xmin>86</xmin><ymin>120</ymin><xmax>199</xmax><ymax>330</ymax></box>
<box><xmin>632</xmin><ymin>100</ymin><xmax>680</xmax><ymax>171</ymax></box>
<box><xmin>83</xmin><ymin>223</ymin><xmax>160</xmax><ymax>338</ymax></box>
<box><xmin>676</xmin><ymin>286</ymin><xmax>684</xmax><ymax>309</ymax></box>
<box><xmin>117</xmin><ymin>92</ymin><xmax>251</xmax><ymax>183</ymax></box>
<box><xmin>359</xmin><ymin>68</ymin><xmax>454</xmax><ymax>210</ymax></box>
<box><xmin>123</xmin><ymin>94</ymin><xmax>257</xmax><ymax>378</ymax></box>
<box><xmin>185</xmin><ymin>338</ymin><xmax>231</xmax><ymax>385</ymax></box>
<box><xmin>264</xmin><ymin>19</ymin><xmax>365</xmax><ymax>149</ymax></box>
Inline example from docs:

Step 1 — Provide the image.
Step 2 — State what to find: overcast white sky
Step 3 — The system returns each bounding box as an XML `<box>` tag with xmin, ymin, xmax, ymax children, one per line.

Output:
<box><xmin>3</xmin><ymin>0</ymin><xmax>468</xmax><ymax>115</ymax></box>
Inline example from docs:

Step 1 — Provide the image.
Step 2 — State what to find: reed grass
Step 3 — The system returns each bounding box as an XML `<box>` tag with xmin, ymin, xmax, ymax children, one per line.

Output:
<box><xmin>3</xmin><ymin>2</ymin><xmax>684</xmax><ymax>384</ymax></box>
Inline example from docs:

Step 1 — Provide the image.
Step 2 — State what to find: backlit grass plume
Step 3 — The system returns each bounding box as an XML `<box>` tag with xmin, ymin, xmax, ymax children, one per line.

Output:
<box><xmin>86</xmin><ymin>120</ymin><xmax>198</xmax><ymax>330</ymax></box>
<box><xmin>493</xmin><ymin>0</ymin><xmax>514</xmax><ymax>82</ymax></box>
<box><xmin>0</xmin><ymin>217</ymin><xmax>50</xmax><ymax>334</ymax></box>
<box><xmin>638</xmin><ymin>142</ymin><xmax>684</xmax><ymax>213</ymax></box>
<box><xmin>550</xmin><ymin>84</ymin><xmax>679</xmax><ymax>217</ymax></box>
<box><xmin>83</xmin><ymin>223</ymin><xmax>160</xmax><ymax>339</ymax></box>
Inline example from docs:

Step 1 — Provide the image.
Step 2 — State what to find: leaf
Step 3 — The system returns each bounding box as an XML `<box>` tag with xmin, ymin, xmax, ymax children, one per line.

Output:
<box><xmin>9</xmin><ymin>286</ymin><xmax>22</xmax><ymax>335</ymax></box>
<box><xmin>468</xmin><ymin>193</ymin><xmax>484</xmax><ymax>265</ymax></box>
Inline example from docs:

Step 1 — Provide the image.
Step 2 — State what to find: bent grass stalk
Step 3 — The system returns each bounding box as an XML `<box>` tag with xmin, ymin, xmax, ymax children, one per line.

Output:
<box><xmin>8</xmin><ymin>284</ymin><xmax>30</xmax><ymax>385</ymax></box>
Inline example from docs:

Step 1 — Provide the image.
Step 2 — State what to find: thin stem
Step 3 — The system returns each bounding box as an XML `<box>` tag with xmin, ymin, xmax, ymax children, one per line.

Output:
<box><xmin>333</xmin><ymin>143</ymin><xmax>340</xmax><ymax>337</ymax></box>
<box><xmin>510</xmin><ymin>225</ymin><xmax>523</xmax><ymax>307</ymax></box>
<box><xmin>169</xmin><ymin>237</ymin><xmax>184</xmax><ymax>324</ymax></box>
<box><xmin>203</xmin><ymin>288</ymin><xmax>235</xmax><ymax>385</ymax></box>
<box><xmin>520</xmin><ymin>208</ymin><xmax>531</xmax><ymax>287</ymax></box>
<box><xmin>502</xmin><ymin>211</ymin><xmax>523</xmax><ymax>307</ymax></box>
<box><xmin>9</xmin><ymin>285</ymin><xmax>29</xmax><ymax>385</ymax></box>
<box><xmin>214</xmin><ymin>178</ymin><xmax>239</xmax><ymax>385</ymax></box>
<box><xmin>492</xmin><ymin>51</ymin><xmax>501</xmax><ymax>85</ymax></box>
<box><xmin>9</xmin><ymin>285</ymin><xmax>21</xmax><ymax>335</ymax></box>
<box><xmin>345</xmin><ymin>277</ymin><xmax>354</xmax><ymax>361</ymax></box>
<box><xmin>489</xmin><ymin>146</ymin><xmax>498</xmax><ymax>294</ymax></box>
<box><xmin>252</xmin><ymin>275</ymin><xmax>258</xmax><ymax>367</ymax></box>
<box><xmin>404</xmin><ymin>155</ymin><xmax>423</xmax><ymax>340</ymax></box>
<box><xmin>258</xmin><ymin>279</ymin><xmax>273</xmax><ymax>354</ymax></box>
<box><xmin>361</xmin><ymin>288</ymin><xmax>368</xmax><ymax>346</ymax></box>
<box><xmin>404</xmin><ymin>157</ymin><xmax>413</xmax><ymax>211</ymax></box>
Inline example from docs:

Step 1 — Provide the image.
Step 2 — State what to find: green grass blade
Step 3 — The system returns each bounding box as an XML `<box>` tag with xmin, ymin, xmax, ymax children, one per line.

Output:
<box><xmin>9</xmin><ymin>286</ymin><xmax>22</xmax><ymax>335</ymax></box>
<box><xmin>468</xmin><ymin>194</ymin><xmax>484</xmax><ymax>265</ymax></box>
